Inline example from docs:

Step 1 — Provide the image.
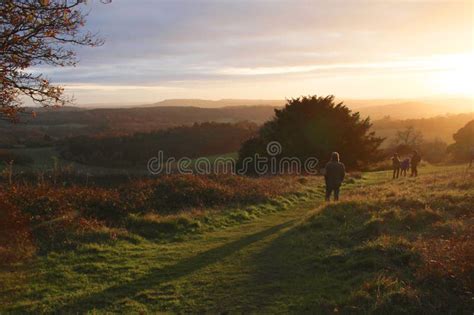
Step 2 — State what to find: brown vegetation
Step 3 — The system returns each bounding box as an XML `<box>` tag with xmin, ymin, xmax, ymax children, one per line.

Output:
<box><xmin>0</xmin><ymin>174</ymin><xmax>304</xmax><ymax>261</ymax></box>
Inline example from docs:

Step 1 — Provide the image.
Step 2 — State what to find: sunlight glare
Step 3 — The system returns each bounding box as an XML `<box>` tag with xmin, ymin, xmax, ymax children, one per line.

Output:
<box><xmin>429</xmin><ymin>53</ymin><xmax>474</xmax><ymax>97</ymax></box>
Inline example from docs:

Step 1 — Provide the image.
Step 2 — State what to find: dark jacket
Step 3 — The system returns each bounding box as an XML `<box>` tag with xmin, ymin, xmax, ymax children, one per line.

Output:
<box><xmin>401</xmin><ymin>159</ymin><xmax>410</xmax><ymax>169</ymax></box>
<box><xmin>411</xmin><ymin>154</ymin><xmax>421</xmax><ymax>166</ymax></box>
<box><xmin>392</xmin><ymin>156</ymin><xmax>401</xmax><ymax>168</ymax></box>
<box><xmin>325</xmin><ymin>161</ymin><xmax>346</xmax><ymax>187</ymax></box>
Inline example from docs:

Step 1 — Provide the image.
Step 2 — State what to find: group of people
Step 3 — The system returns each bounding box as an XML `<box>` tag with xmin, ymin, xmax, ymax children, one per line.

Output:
<box><xmin>391</xmin><ymin>151</ymin><xmax>421</xmax><ymax>179</ymax></box>
<box><xmin>322</xmin><ymin>150</ymin><xmax>423</xmax><ymax>203</ymax></box>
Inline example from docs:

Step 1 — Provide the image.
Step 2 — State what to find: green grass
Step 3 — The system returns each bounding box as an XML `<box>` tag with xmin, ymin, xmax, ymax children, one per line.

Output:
<box><xmin>0</xmin><ymin>164</ymin><xmax>472</xmax><ymax>313</ymax></box>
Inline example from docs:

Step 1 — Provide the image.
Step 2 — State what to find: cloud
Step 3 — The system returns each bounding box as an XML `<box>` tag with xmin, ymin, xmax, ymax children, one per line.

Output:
<box><xmin>34</xmin><ymin>0</ymin><xmax>473</xmax><ymax>102</ymax></box>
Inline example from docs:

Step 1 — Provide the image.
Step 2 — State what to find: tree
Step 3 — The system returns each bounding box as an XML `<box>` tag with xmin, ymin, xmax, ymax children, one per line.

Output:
<box><xmin>390</xmin><ymin>125</ymin><xmax>424</xmax><ymax>155</ymax></box>
<box><xmin>0</xmin><ymin>0</ymin><xmax>107</xmax><ymax>122</ymax></box>
<box><xmin>238</xmin><ymin>95</ymin><xmax>384</xmax><ymax>172</ymax></box>
<box><xmin>447</xmin><ymin>120</ymin><xmax>474</xmax><ymax>161</ymax></box>
<box><xmin>393</xmin><ymin>126</ymin><xmax>423</xmax><ymax>147</ymax></box>
<box><xmin>419</xmin><ymin>138</ymin><xmax>448</xmax><ymax>163</ymax></box>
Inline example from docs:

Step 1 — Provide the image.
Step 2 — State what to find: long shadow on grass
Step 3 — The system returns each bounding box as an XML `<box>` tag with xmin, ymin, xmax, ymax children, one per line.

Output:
<box><xmin>224</xmin><ymin>202</ymin><xmax>418</xmax><ymax>314</ymax></box>
<box><xmin>56</xmin><ymin>220</ymin><xmax>295</xmax><ymax>313</ymax></box>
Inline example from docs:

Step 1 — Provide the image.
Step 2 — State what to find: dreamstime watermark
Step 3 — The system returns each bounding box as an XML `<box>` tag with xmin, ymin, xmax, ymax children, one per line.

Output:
<box><xmin>147</xmin><ymin>141</ymin><xmax>319</xmax><ymax>176</ymax></box>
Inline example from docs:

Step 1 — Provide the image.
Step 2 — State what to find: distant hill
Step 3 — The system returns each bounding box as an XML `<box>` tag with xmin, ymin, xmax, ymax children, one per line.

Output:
<box><xmin>140</xmin><ymin>97</ymin><xmax>472</xmax><ymax>120</ymax></box>
<box><xmin>354</xmin><ymin>101</ymin><xmax>473</xmax><ymax>120</ymax></box>
<box><xmin>146</xmin><ymin>99</ymin><xmax>286</xmax><ymax>108</ymax></box>
<box><xmin>1</xmin><ymin>98</ymin><xmax>471</xmax><ymax>148</ymax></box>
<box><xmin>73</xmin><ymin>97</ymin><xmax>471</xmax><ymax>119</ymax></box>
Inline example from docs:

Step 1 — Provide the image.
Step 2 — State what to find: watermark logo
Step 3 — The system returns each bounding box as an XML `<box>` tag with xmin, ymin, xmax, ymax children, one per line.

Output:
<box><xmin>266</xmin><ymin>141</ymin><xmax>282</xmax><ymax>156</ymax></box>
<box><xmin>147</xmin><ymin>141</ymin><xmax>319</xmax><ymax>175</ymax></box>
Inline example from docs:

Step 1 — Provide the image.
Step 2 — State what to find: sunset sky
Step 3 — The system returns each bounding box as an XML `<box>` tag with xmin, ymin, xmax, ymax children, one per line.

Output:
<box><xmin>37</xmin><ymin>0</ymin><xmax>473</xmax><ymax>105</ymax></box>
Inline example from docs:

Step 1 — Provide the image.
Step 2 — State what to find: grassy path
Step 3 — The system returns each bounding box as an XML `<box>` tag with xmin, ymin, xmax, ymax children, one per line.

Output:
<box><xmin>1</xmin><ymin>164</ymin><xmax>470</xmax><ymax>313</ymax></box>
<box><xmin>60</xmin><ymin>208</ymin><xmax>308</xmax><ymax>313</ymax></box>
<box><xmin>3</xmin><ymin>186</ymin><xmax>323</xmax><ymax>313</ymax></box>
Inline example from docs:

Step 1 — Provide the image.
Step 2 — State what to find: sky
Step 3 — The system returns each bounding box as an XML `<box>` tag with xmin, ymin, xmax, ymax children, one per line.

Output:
<box><xmin>37</xmin><ymin>0</ymin><xmax>474</xmax><ymax>105</ymax></box>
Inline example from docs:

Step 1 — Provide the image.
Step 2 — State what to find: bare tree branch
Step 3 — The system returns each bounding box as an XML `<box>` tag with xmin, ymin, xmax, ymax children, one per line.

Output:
<box><xmin>0</xmin><ymin>0</ymin><xmax>107</xmax><ymax>122</ymax></box>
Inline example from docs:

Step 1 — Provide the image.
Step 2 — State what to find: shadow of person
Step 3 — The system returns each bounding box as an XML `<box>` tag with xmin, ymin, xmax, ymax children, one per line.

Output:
<box><xmin>56</xmin><ymin>220</ymin><xmax>295</xmax><ymax>313</ymax></box>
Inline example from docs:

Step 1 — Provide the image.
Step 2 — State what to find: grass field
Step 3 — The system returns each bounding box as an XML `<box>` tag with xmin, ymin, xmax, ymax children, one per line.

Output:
<box><xmin>0</xmin><ymin>164</ymin><xmax>472</xmax><ymax>313</ymax></box>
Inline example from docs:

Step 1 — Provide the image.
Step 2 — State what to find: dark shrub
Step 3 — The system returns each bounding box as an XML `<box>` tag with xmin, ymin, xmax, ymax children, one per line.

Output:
<box><xmin>0</xmin><ymin>198</ymin><xmax>35</xmax><ymax>263</ymax></box>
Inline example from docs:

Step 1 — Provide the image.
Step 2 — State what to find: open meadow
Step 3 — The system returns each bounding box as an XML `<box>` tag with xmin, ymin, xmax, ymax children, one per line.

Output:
<box><xmin>1</xmin><ymin>1</ymin><xmax>473</xmax><ymax>313</ymax></box>
<box><xmin>1</xmin><ymin>164</ymin><xmax>472</xmax><ymax>313</ymax></box>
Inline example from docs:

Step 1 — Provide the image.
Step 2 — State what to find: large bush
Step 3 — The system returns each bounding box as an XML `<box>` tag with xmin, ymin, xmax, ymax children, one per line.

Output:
<box><xmin>238</xmin><ymin>95</ymin><xmax>384</xmax><ymax>172</ymax></box>
<box><xmin>448</xmin><ymin>120</ymin><xmax>474</xmax><ymax>162</ymax></box>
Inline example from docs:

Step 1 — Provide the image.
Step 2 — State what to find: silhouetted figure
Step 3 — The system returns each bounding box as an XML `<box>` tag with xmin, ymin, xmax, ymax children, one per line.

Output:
<box><xmin>400</xmin><ymin>158</ymin><xmax>410</xmax><ymax>177</ymax></box>
<box><xmin>391</xmin><ymin>153</ymin><xmax>401</xmax><ymax>179</ymax></box>
<box><xmin>324</xmin><ymin>152</ymin><xmax>346</xmax><ymax>202</ymax></box>
<box><xmin>411</xmin><ymin>150</ymin><xmax>421</xmax><ymax>177</ymax></box>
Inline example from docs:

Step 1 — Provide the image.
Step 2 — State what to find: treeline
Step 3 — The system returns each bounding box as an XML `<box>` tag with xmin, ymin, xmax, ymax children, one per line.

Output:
<box><xmin>1</xmin><ymin>106</ymin><xmax>471</xmax><ymax>149</ymax></box>
<box><xmin>60</xmin><ymin>122</ymin><xmax>258</xmax><ymax>167</ymax></box>
<box><xmin>0</xmin><ymin>150</ymin><xmax>33</xmax><ymax>165</ymax></box>
<box><xmin>372</xmin><ymin>113</ymin><xmax>473</xmax><ymax>144</ymax></box>
<box><xmin>0</xmin><ymin>105</ymin><xmax>275</xmax><ymax>147</ymax></box>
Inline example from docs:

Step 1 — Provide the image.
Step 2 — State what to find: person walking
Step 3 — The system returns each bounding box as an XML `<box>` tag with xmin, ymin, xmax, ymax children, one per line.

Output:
<box><xmin>391</xmin><ymin>153</ymin><xmax>401</xmax><ymax>179</ymax></box>
<box><xmin>324</xmin><ymin>152</ymin><xmax>346</xmax><ymax>202</ymax></box>
<box><xmin>411</xmin><ymin>150</ymin><xmax>421</xmax><ymax>177</ymax></box>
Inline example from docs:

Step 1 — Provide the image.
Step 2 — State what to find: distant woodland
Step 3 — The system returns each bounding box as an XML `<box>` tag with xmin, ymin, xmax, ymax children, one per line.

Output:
<box><xmin>60</xmin><ymin>122</ymin><xmax>258</xmax><ymax>167</ymax></box>
<box><xmin>1</xmin><ymin>105</ymin><xmax>471</xmax><ymax>147</ymax></box>
<box><xmin>372</xmin><ymin>113</ymin><xmax>473</xmax><ymax>146</ymax></box>
<box><xmin>0</xmin><ymin>104</ymin><xmax>471</xmax><ymax>169</ymax></box>
<box><xmin>0</xmin><ymin>106</ymin><xmax>274</xmax><ymax>148</ymax></box>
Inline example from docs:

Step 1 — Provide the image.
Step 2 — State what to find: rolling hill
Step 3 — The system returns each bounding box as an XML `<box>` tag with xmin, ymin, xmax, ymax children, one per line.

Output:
<box><xmin>1</xmin><ymin>99</ymin><xmax>471</xmax><ymax>148</ymax></box>
<box><xmin>354</xmin><ymin>101</ymin><xmax>472</xmax><ymax>120</ymax></box>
